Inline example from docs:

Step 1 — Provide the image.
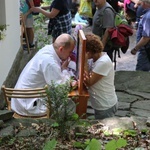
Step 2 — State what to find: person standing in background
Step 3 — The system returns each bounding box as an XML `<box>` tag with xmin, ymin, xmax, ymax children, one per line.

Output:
<box><xmin>31</xmin><ymin>0</ymin><xmax>72</xmax><ymax>42</ymax></box>
<box><xmin>124</xmin><ymin>0</ymin><xmax>145</xmax><ymax>29</ymax></box>
<box><xmin>92</xmin><ymin>0</ymin><xmax>115</xmax><ymax>61</ymax></box>
<box><xmin>107</xmin><ymin>0</ymin><xmax>119</xmax><ymax>12</ymax></box>
<box><xmin>20</xmin><ymin>0</ymin><xmax>35</xmax><ymax>48</ymax></box>
<box><xmin>131</xmin><ymin>0</ymin><xmax>150</xmax><ymax>71</ymax></box>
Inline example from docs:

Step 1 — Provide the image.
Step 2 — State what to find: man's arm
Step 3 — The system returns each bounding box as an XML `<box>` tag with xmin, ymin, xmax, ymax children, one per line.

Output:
<box><xmin>131</xmin><ymin>36</ymin><xmax>150</xmax><ymax>55</ymax></box>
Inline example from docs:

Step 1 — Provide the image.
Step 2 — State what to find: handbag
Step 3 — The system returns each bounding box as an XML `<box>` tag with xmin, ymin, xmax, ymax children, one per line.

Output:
<box><xmin>78</xmin><ymin>0</ymin><xmax>93</xmax><ymax>18</ymax></box>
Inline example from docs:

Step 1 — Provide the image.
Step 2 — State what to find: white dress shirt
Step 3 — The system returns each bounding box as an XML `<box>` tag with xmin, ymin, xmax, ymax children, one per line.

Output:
<box><xmin>11</xmin><ymin>45</ymin><xmax>71</xmax><ymax>116</ymax></box>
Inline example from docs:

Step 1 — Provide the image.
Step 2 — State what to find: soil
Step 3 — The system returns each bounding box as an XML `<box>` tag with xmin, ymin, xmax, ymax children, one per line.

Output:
<box><xmin>0</xmin><ymin>119</ymin><xmax>150</xmax><ymax>149</ymax></box>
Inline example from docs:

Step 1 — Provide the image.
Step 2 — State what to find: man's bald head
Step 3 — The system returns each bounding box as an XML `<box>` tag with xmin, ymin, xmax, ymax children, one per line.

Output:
<box><xmin>53</xmin><ymin>33</ymin><xmax>76</xmax><ymax>50</ymax></box>
<box><xmin>53</xmin><ymin>33</ymin><xmax>76</xmax><ymax>61</ymax></box>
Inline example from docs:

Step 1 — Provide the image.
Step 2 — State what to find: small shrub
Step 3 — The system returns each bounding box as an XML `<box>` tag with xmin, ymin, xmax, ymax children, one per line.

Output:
<box><xmin>46</xmin><ymin>81</ymin><xmax>79</xmax><ymax>140</ymax></box>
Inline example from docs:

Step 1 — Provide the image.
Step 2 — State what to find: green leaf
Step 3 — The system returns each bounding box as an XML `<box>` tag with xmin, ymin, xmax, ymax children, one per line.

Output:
<box><xmin>51</xmin><ymin>122</ymin><xmax>59</xmax><ymax>127</ymax></box>
<box><xmin>105</xmin><ymin>139</ymin><xmax>117</xmax><ymax>150</ymax></box>
<box><xmin>124</xmin><ymin>130</ymin><xmax>137</xmax><ymax>137</ymax></box>
<box><xmin>71</xmin><ymin>113</ymin><xmax>79</xmax><ymax>120</ymax></box>
<box><xmin>85</xmin><ymin>139</ymin><xmax>101</xmax><ymax>150</ymax></box>
<box><xmin>112</xmin><ymin>128</ymin><xmax>123</xmax><ymax>135</ymax></box>
<box><xmin>43</xmin><ymin>138</ymin><xmax>57</xmax><ymax>150</ymax></box>
<box><xmin>116</xmin><ymin>138</ymin><xmax>127</xmax><ymax>148</ymax></box>
<box><xmin>73</xmin><ymin>141</ymin><xmax>86</xmax><ymax>149</ymax></box>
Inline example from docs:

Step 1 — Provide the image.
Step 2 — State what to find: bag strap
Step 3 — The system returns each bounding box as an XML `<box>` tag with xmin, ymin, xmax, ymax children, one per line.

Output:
<box><xmin>101</xmin><ymin>6</ymin><xmax>116</xmax><ymax>28</ymax></box>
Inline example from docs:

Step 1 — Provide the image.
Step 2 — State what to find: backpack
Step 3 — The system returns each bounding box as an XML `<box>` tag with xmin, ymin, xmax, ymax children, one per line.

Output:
<box><xmin>103</xmin><ymin>6</ymin><xmax>133</xmax><ymax>52</ymax></box>
<box><xmin>102</xmin><ymin>6</ymin><xmax>133</xmax><ymax>69</ymax></box>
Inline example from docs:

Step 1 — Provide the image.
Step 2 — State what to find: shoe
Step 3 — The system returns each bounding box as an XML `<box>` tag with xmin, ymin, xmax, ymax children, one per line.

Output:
<box><xmin>23</xmin><ymin>43</ymin><xmax>35</xmax><ymax>50</ymax></box>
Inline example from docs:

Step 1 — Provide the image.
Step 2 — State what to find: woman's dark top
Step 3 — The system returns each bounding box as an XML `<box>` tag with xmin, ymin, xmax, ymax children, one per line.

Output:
<box><xmin>48</xmin><ymin>0</ymin><xmax>72</xmax><ymax>39</ymax></box>
<box><xmin>50</xmin><ymin>0</ymin><xmax>70</xmax><ymax>15</ymax></box>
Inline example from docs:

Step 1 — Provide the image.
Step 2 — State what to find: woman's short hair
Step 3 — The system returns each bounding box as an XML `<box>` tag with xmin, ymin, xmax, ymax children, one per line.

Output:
<box><xmin>85</xmin><ymin>33</ymin><xmax>104</xmax><ymax>53</ymax></box>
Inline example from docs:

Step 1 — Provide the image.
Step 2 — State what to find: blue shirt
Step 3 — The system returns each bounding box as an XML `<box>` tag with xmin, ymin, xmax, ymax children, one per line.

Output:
<box><xmin>137</xmin><ymin>9</ymin><xmax>150</xmax><ymax>49</ymax></box>
<box><xmin>20</xmin><ymin>0</ymin><xmax>32</xmax><ymax>18</ymax></box>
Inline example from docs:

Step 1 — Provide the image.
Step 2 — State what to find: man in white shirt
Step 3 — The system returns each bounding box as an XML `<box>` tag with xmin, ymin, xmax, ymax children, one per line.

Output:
<box><xmin>11</xmin><ymin>33</ymin><xmax>76</xmax><ymax>116</ymax></box>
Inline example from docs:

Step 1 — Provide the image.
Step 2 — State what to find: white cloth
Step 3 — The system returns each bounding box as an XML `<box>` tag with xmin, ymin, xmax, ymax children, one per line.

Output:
<box><xmin>88</xmin><ymin>52</ymin><xmax>118</xmax><ymax>111</ymax></box>
<box><xmin>11</xmin><ymin>45</ymin><xmax>71</xmax><ymax>116</ymax></box>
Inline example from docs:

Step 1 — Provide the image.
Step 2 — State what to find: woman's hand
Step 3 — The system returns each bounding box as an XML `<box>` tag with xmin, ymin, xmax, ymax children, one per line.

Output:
<box><xmin>31</xmin><ymin>7</ymin><xmax>41</xmax><ymax>13</ymax></box>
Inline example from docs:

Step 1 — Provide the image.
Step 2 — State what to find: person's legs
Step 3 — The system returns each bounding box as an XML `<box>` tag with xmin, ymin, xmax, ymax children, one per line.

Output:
<box><xmin>136</xmin><ymin>50</ymin><xmax>150</xmax><ymax>71</ymax></box>
<box><xmin>25</xmin><ymin>17</ymin><xmax>34</xmax><ymax>46</ymax></box>
<box><xmin>94</xmin><ymin>103</ymin><xmax>118</xmax><ymax>120</ymax></box>
<box><xmin>26</xmin><ymin>28</ymin><xmax>34</xmax><ymax>46</ymax></box>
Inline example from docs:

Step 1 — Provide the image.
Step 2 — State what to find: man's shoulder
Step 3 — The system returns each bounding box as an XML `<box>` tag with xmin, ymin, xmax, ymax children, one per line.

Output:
<box><xmin>96</xmin><ymin>4</ymin><xmax>113</xmax><ymax>16</ymax></box>
<box><xmin>103</xmin><ymin>3</ymin><xmax>114</xmax><ymax>14</ymax></box>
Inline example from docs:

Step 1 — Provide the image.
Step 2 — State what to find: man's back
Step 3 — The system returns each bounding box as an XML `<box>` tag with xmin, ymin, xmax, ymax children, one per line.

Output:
<box><xmin>11</xmin><ymin>45</ymin><xmax>70</xmax><ymax>116</ymax></box>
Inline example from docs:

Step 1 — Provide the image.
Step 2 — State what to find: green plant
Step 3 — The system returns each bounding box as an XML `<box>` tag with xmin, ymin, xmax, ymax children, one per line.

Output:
<box><xmin>42</xmin><ymin>0</ymin><xmax>52</xmax><ymax>6</ymax></box>
<box><xmin>34</xmin><ymin>14</ymin><xmax>52</xmax><ymax>49</ymax></box>
<box><xmin>74</xmin><ymin>138</ymin><xmax>127</xmax><ymax>150</ymax></box>
<box><xmin>0</xmin><ymin>24</ymin><xmax>8</xmax><ymax>40</ymax></box>
<box><xmin>34</xmin><ymin>0</ymin><xmax>53</xmax><ymax>49</ymax></box>
<box><xmin>43</xmin><ymin>138</ymin><xmax>57</xmax><ymax>150</ymax></box>
<box><xmin>74</xmin><ymin>138</ymin><xmax>101</xmax><ymax>150</ymax></box>
<box><xmin>46</xmin><ymin>81</ymin><xmax>79</xmax><ymax>140</ymax></box>
<box><xmin>105</xmin><ymin>138</ymin><xmax>127</xmax><ymax>150</ymax></box>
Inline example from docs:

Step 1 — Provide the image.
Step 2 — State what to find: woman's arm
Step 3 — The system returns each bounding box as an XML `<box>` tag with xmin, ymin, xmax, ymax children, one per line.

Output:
<box><xmin>31</xmin><ymin>7</ymin><xmax>59</xmax><ymax>18</ymax></box>
<box><xmin>84</xmin><ymin>53</ymin><xmax>103</xmax><ymax>87</ymax></box>
<box><xmin>84</xmin><ymin>71</ymin><xmax>103</xmax><ymax>87</ymax></box>
<box><xmin>41</xmin><ymin>5</ymin><xmax>50</xmax><ymax>10</ymax></box>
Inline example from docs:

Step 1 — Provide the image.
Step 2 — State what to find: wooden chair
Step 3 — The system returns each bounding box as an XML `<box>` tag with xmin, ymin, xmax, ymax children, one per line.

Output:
<box><xmin>1</xmin><ymin>85</ymin><xmax>50</xmax><ymax>119</ymax></box>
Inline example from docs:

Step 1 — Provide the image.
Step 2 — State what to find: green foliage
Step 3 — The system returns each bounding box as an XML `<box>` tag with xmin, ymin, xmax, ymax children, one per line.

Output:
<box><xmin>74</xmin><ymin>130</ymin><xmax>127</xmax><ymax>150</ymax></box>
<box><xmin>43</xmin><ymin>138</ymin><xmax>57</xmax><ymax>150</ymax></box>
<box><xmin>74</xmin><ymin>138</ymin><xmax>101</xmax><ymax>150</ymax></box>
<box><xmin>34</xmin><ymin>14</ymin><xmax>51</xmax><ymax>49</ymax></box>
<box><xmin>74</xmin><ymin>141</ymin><xmax>87</xmax><ymax>149</ymax></box>
<box><xmin>42</xmin><ymin>0</ymin><xmax>52</xmax><ymax>6</ymax></box>
<box><xmin>33</xmin><ymin>0</ymin><xmax>53</xmax><ymax>49</ymax></box>
<box><xmin>105</xmin><ymin>138</ymin><xmax>127</xmax><ymax>150</ymax></box>
<box><xmin>123</xmin><ymin>129</ymin><xmax>137</xmax><ymax>137</ymax></box>
<box><xmin>104</xmin><ymin>128</ymin><xmax>123</xmax><ymax>136</ymax></box>
<box><xmin>0</xmin><ymin>24</ymin><xmax>8</xmax><ymax>40</ymax></box>
<box><xmin>46</xmin><ymin>81</ymin><xmax>79</xmax><ymax>140</ymax></box>
<box><xmin>85</xmin><ymin>139</ymin><xmax>101</xmax><ymax>150</ymax></box>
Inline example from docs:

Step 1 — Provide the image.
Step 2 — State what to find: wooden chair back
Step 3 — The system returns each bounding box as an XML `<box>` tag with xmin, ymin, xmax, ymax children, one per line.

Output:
<box><xmin>1</xmin><ymin>85</ymin><xmax>50</xmax><ymax>118</ymax></box>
